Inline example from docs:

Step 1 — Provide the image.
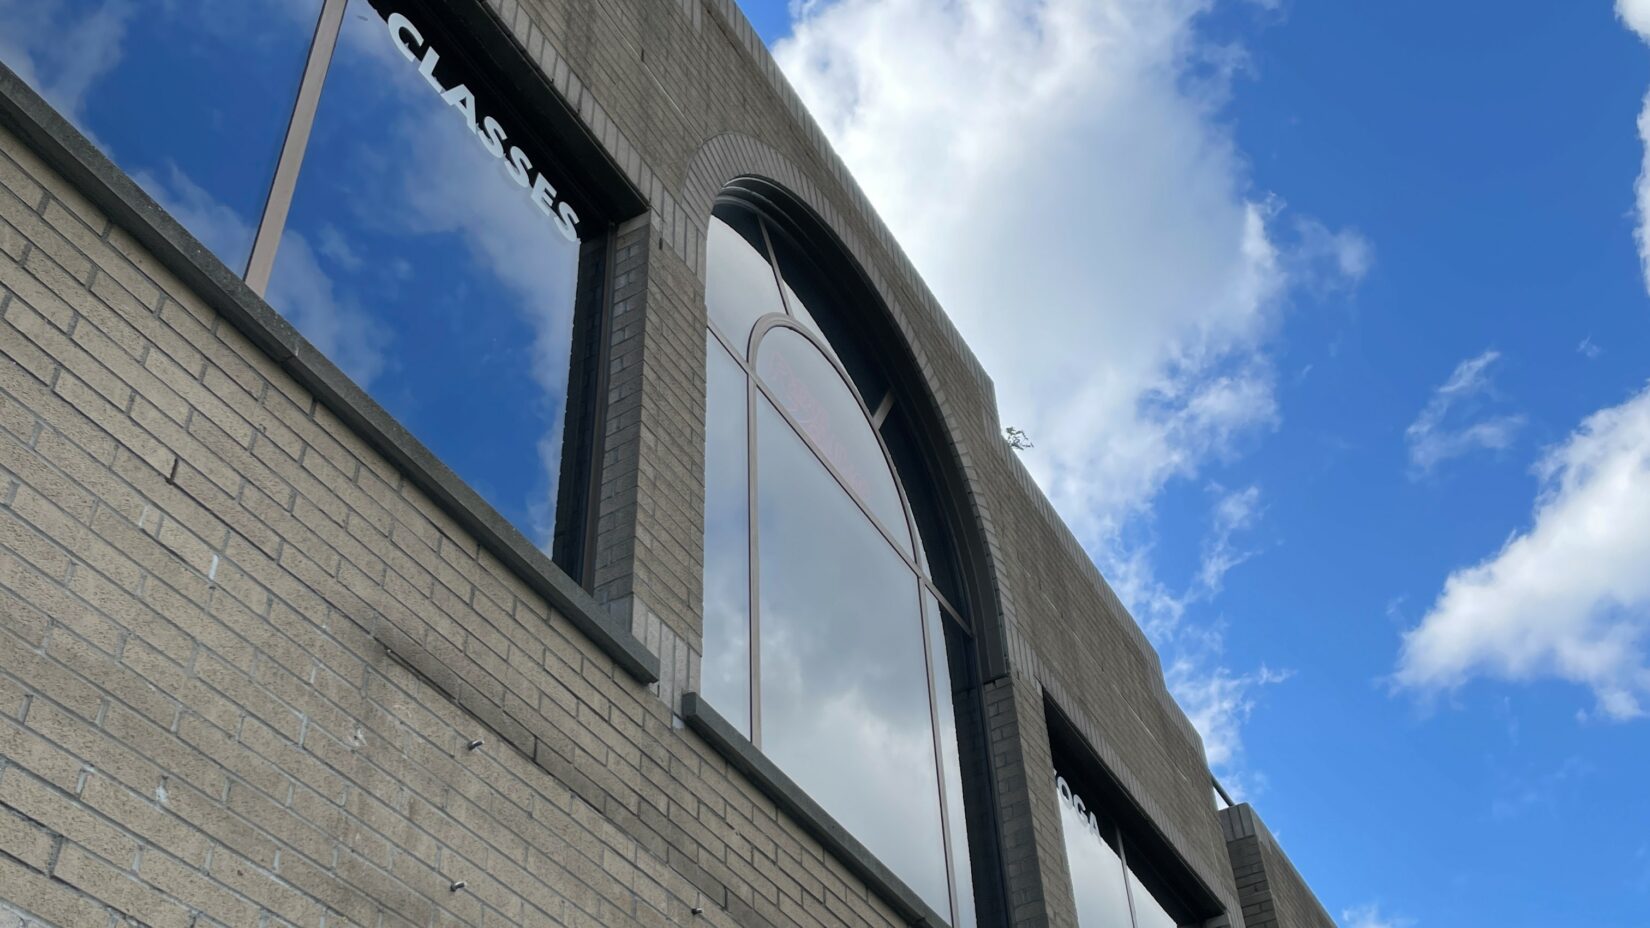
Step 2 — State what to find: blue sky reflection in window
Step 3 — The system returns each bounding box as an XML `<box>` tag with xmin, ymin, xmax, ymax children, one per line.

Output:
<box><xmin>271</xmin><ymin>1</ymin><xmax>583</xmax><ymax>549</ymax></box>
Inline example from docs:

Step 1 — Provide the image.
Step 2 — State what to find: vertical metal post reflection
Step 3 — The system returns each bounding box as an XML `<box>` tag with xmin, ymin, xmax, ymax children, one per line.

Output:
<box><xmin>746</xmin><ymin>359</ymin><xmax>763</xmax><ymax>747</ymax></box>
<box><xmin>1119</xmin><ymin>830</ymin><xmax>1141</xmax><ymax>928</ymax></box>
<box><xmin>921</xmin><ymin>592</ymin><xmax>963</xmax><ymax>926</ymax></box>
<box><xmin>244</xmin><ymin>0</ymin><xmax>349</xmax><ymax>295</ymax></box>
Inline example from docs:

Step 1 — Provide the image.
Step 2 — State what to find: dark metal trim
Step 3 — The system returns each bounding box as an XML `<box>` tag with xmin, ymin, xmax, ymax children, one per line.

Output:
<box><xmin>682</xmin><ymin>692</ymin><xmax>952</xmax><ymax>928</ymax></box>
<box><xmin>0</xmin><ymin>60</ymin><xmax>660</xmax><ymax>685</ymax></box>
<box><xmin>1045</xmin><ymin>694</ymin><xmax>1223</xmax><ymax>924</ymax></box>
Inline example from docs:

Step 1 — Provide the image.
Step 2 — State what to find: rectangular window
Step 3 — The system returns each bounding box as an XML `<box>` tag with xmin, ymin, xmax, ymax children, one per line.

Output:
<box><xmin>267</xmin><ymin>0</ymin><xmax>585</xmax><ymax>551</ymax></box>
<box><xmin>1055</xmin><ymin>765</ymin><xmax>1205</xmax><ymax>928</ymax></box>
<box><xmin>1058</xmin><ymin>772</ymin><xmax>1140</xmax><ymax>928</ymax></box>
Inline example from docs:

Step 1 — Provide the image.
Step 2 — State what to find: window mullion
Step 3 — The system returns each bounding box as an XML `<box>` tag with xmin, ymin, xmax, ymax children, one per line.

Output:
<box><xmin>1118</xmin><ymin>832</ymin><xmax>1143</xmax><ymax>928</ymax></box>
<box><xmin>244</xmin><ymin>0</ymin><xmax>348</xmax><ymax>295</ymax></box>
<box><xmin>921</xmin><ymin>592</ymin><xmax>963</xmax><ymax>926</ymax></box>
<box><xmin>745</xmin><ymin>372</ymin><xmax>763</xmax><ymax>747</ymax></box>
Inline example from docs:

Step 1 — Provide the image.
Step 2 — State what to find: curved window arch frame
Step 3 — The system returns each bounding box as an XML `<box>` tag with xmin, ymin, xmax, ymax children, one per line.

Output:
<box><xmin>715</xmin><ymin>195</ymin><xmax>977</xmax><ymax>626</ymax></box>
<box><xmin>725</xmin><ymin>180</ymin><xmax>1006</xmax><ymax>670</ymax></box>
<box><xmin>702</xmin><ymin>180</ymin><xmax>1010</xmax><ymax>926</ymax></box>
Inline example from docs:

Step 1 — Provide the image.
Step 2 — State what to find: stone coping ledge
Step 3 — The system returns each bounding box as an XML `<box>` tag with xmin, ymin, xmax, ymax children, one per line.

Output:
<box><xmin>0</xmin><ymin>60</ymin><xmax>659</xmax><ymax>685</ymax></box>
<box><xmin>681</xmin><ymin>693</ymin><xmax>951</xmax><ymax>928</ymax></box>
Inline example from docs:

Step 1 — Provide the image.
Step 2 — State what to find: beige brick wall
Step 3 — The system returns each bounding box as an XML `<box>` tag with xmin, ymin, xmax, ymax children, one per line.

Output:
<box><xmin>0</xmin><ymin>120</ymin><xmax>925</xmax><ymax>928</ymax></box>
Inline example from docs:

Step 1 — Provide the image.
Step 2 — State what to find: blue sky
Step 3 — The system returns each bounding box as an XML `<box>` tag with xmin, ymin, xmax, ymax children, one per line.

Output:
<box><xmin>746</xmin><ymin>1</ymin><xmax>1650</xmax><ymax>926</ymax></box>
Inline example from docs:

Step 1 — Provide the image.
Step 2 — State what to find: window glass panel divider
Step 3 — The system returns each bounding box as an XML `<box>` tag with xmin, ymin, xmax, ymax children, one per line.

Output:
<box><xmin>711</xmin><ymin>317</ymin><xmax>974</xmax><ymax>658</ymax></box>
<box><xmin>244</xmin><ymin>0</ymin><xmax>348</xmax><ymax>295</ymax></box>
<box><xmin>752</xmin><ymin>364</ymin><xmax>919</xmax><ymax>581</ymax></box>
<box><xmin>747</xmin><ymin>318</ymin><xmax>923</xmax><ymax>560</ymax></box>
<box><xmin>1119</xmin><ymin>825</ymin><xmax>1143</xmax><ymax>928</ymax></box>
<box><xmin>720</xmin><ymin>313</ymin><xmax>972</xmax><ymax>627</ymax></box>
<box><xmin>759</xmin><ymin>216</ymin><xmax>793</xmax><ymax>324</ymax></box>
<box><xmin>870</xmin><ymin>392</ymin><xmax>895</xmax><ymax>429</ymax></box>
<box><xmin>933</xmin><ymin>588</ymin><xmax>972</xmax><ymax>637</ymax></box>
<box><xmin>921</xmin><ymin>590</ymin><xmax>963</xmax><ymax>926</ymax></box>
<box><xmin>751</xmin><ymin>214</ymin><xmax>919</xmax><ymax>536</ymax></box>
<box><xmin>708</xmin><ymin>197</ymin><xmax>991</xmax><ymax>925</ymax></box>
<box><xmin>752</xmin><ymin>316</ymin><xmax>915</xmax><ymax>552</ymax></box>
<box><xmin>716</xmin><ymin>315</ymin><xmax>915</xmax><ymax>573</ymax></box>
<box><xmin>745</xmin><ymin>370</ymin><xmax>763</xmax><ymax>747</ymax></box>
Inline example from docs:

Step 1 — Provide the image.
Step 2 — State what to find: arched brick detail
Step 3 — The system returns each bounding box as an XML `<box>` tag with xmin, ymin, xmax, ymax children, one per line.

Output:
<box><xmin>680</xmin><ymin>129</ymin><xmax>1019</xmax><ymax>677</ymax></box>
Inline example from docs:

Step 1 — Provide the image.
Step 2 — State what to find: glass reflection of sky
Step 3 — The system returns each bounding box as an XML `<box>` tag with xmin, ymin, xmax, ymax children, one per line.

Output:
<box><xmin>0</xmin><ymin>0</ymin><xmax>320</xmax><ymax>268</ymax></box>
<box><xmin>703</xmin><ymin>334</ymin><xmax>751</xmax><ymax>736</ymax></box>
<box><xmin>704</xmin><ymin>202</ymin><xmax>981</xmax><ymax>926</ymax></box>
<box><xmin>1129</xmin><ymin>871</ymin><xmax>1179</xmax><ymax>928</ymax></box>
<box><xmin>926</xmin><ymin>593</ymin><xmax>977</xmax><ymax>928</ymax></box>
<box><xmin>755</xmin><ymin>394</ymin><xmax>952</xmax><ymax>917</ymax></box>
<box><xmin>705</xmin><ymin>213</ymin><xmax>783</xmax><ymax>355</ymax></box>
<box><xmin>757</xmin><ymin>325</ymin><xmax>912</xmax><ymax>555</ymax></box>
<box><xmin>269</xmin><ymin>0</ymin><xmax>580</xmax><ymax>546</ymax></box>
<box><xmin>1058</xmin><ymin>775</ymin><xmax>1134</xmax><ymax>928</ymax></box>
<box><xmin>1058</xmin><ymin>773</ymin><xmax>1187</xmax><ymax>928</ymax></box>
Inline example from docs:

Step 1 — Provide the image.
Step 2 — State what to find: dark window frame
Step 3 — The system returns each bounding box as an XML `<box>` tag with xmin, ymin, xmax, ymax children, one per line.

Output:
<box><xmin>1047</xmin><ymin>697</ymin><xmax>1226</xmax><ymax>927</ymax></box>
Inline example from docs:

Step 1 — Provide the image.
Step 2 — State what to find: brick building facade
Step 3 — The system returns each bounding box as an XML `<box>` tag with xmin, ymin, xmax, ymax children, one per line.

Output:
<box><xmin>0</xmin><ymin>1</ymin><xmax>1336</xmax><ymax>926</ymax></box>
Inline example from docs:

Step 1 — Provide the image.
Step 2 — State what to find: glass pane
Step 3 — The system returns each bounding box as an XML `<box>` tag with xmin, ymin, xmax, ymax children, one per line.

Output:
<box><xmin>1128</xmin><ymin>869</ymin><xmax>1180</xmax><ymax>928</ymax></box>
<box><xmin>884</xmin><ymin>405</ymin><xmax>962</xmax><ymax>598</ymax></box>
<box><xmin>268</xmin><ymin>0</ymin><xmax>582</xmax><ymax>549</ymax></box>
<box><xmin>769</xmin><ymin>227</ymin><xmax>889</xmax><ymax>411</ymax></box>
<box><xmin>1057</xmin><ymin>774</ymin><xmax>1133</xmax><ymax>928</ymax></box>
<box><xmin>755</xmin><ymin>395</ymin><xmax>949</xmax><ymax>917</ymax></box>
<box><xmin>0</xmin><ymin>0</ymin><xmax>321</xmax><ymax>269</ymax></box>
<box><xmin>755</xmin><ymin>326</ymin><xmax>911</xmax><ymax>555</ymax></box>
<box><xmin>779</xmin><ymin>276</ymin><xmax>827</xmax><ymax>345</ymax></box>
<box><xmin>705</xmin><ymin>210</ymin><xmax>783</xmax><ymax>356</ymax></box>
<box><xmin>925</xmin><ymin>593</ymin><xmax>975</xmax><ymax>928</ymax></box>
<box><xmin>702</xmin><ymin>334</ymin><xmax>751</xmax><ymax>736</ymax></box>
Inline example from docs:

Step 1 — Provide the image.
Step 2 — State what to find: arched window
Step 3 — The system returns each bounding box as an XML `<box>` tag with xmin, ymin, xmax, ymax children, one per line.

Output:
<box><xmin>701</xmin><ymin>191</ymin><xmax>985</xmax><ymax>926</ymax></box>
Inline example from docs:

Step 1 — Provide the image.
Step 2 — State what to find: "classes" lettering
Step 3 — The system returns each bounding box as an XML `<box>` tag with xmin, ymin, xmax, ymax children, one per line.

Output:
<box><xmin>387</xmin><ymin>12</ymin><xmax>581</xmax><ymax>242</ymax></box>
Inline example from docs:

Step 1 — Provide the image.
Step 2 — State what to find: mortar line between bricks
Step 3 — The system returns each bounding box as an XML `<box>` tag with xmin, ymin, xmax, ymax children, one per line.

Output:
<box><xmin>365</xmin><ymin>648</ymin><xmax>742</xmax><ymax>924</ymax></box>
<box><xmin>0</xmin><ymin>655</ymin><xmax>528</xmax><ymax>928</ymax></box>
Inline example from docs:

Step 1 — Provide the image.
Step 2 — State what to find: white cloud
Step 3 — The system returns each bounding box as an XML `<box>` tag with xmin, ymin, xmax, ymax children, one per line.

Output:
<box><xmin>775</xmin><ymin>0</ymin><xmax>1362</xmax><ymax>779</ymax></box>
<box><xmin>1622</xmin><ymin>0</ymin><xmax>1650</xmax><ymax>35</ymax></box>
<box><xmin>1395</xmin><ymin>382</ymin><xmax>1650</xmax><ymax>720</ymax></box>
<box><xmin>1342</xmin><ymin>903</ymin><xmax>1415</xmax><ymax>928</ymax></box>
<box><xmin>1166</xmin><ymin>657</ymin><xmax>1290</xmax><ymax>778</ymax></box>
<box><xmin>1198</xmin><ymin>483</ymin><xmax>1263</xmax><ymax>596</ymax></box>
<box><xmin>1288</xmin><ymin>215</ymin><xmax>1374</xmax><ymax>294</ymax></box>
<box><xmin>128</xmin><ymin>163</ymin><xmax>392</xmax><ymax>388</ymax></box>
<box><xmin>775</xmin><ymin>0</ymin><xmax>1363</xmax><ymax>550</ymax></box>
<box><xmin>1404</xmin><ymin>349</ymin><xmax>1524</xmax><ymax>478</ymax></box>
<box><xmin>263</xmin><ymin>229</ymin><xmax>392</xmax><ymax>389</ymax></box>
<box><xmin>0</xmin><ymin>0</ymin><xmax>132</xmax><ymax>123</ymax></box>
<box><xmin>1618</xmin><ymin>1</ymin><xmax>1650</xmax><ymax>294</ymax></box>
<box><xmin>1488</xmin><ymin>756</ymin><xmax>1593</xmax><ymax>821</ymax></box>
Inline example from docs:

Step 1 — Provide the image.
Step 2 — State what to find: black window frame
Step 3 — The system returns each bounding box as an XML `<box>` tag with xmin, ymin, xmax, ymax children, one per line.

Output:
<box><xmin>1048</xmin><ymin>696</ymin><xmax>1226</xmax><ymax>927</ymax></box>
